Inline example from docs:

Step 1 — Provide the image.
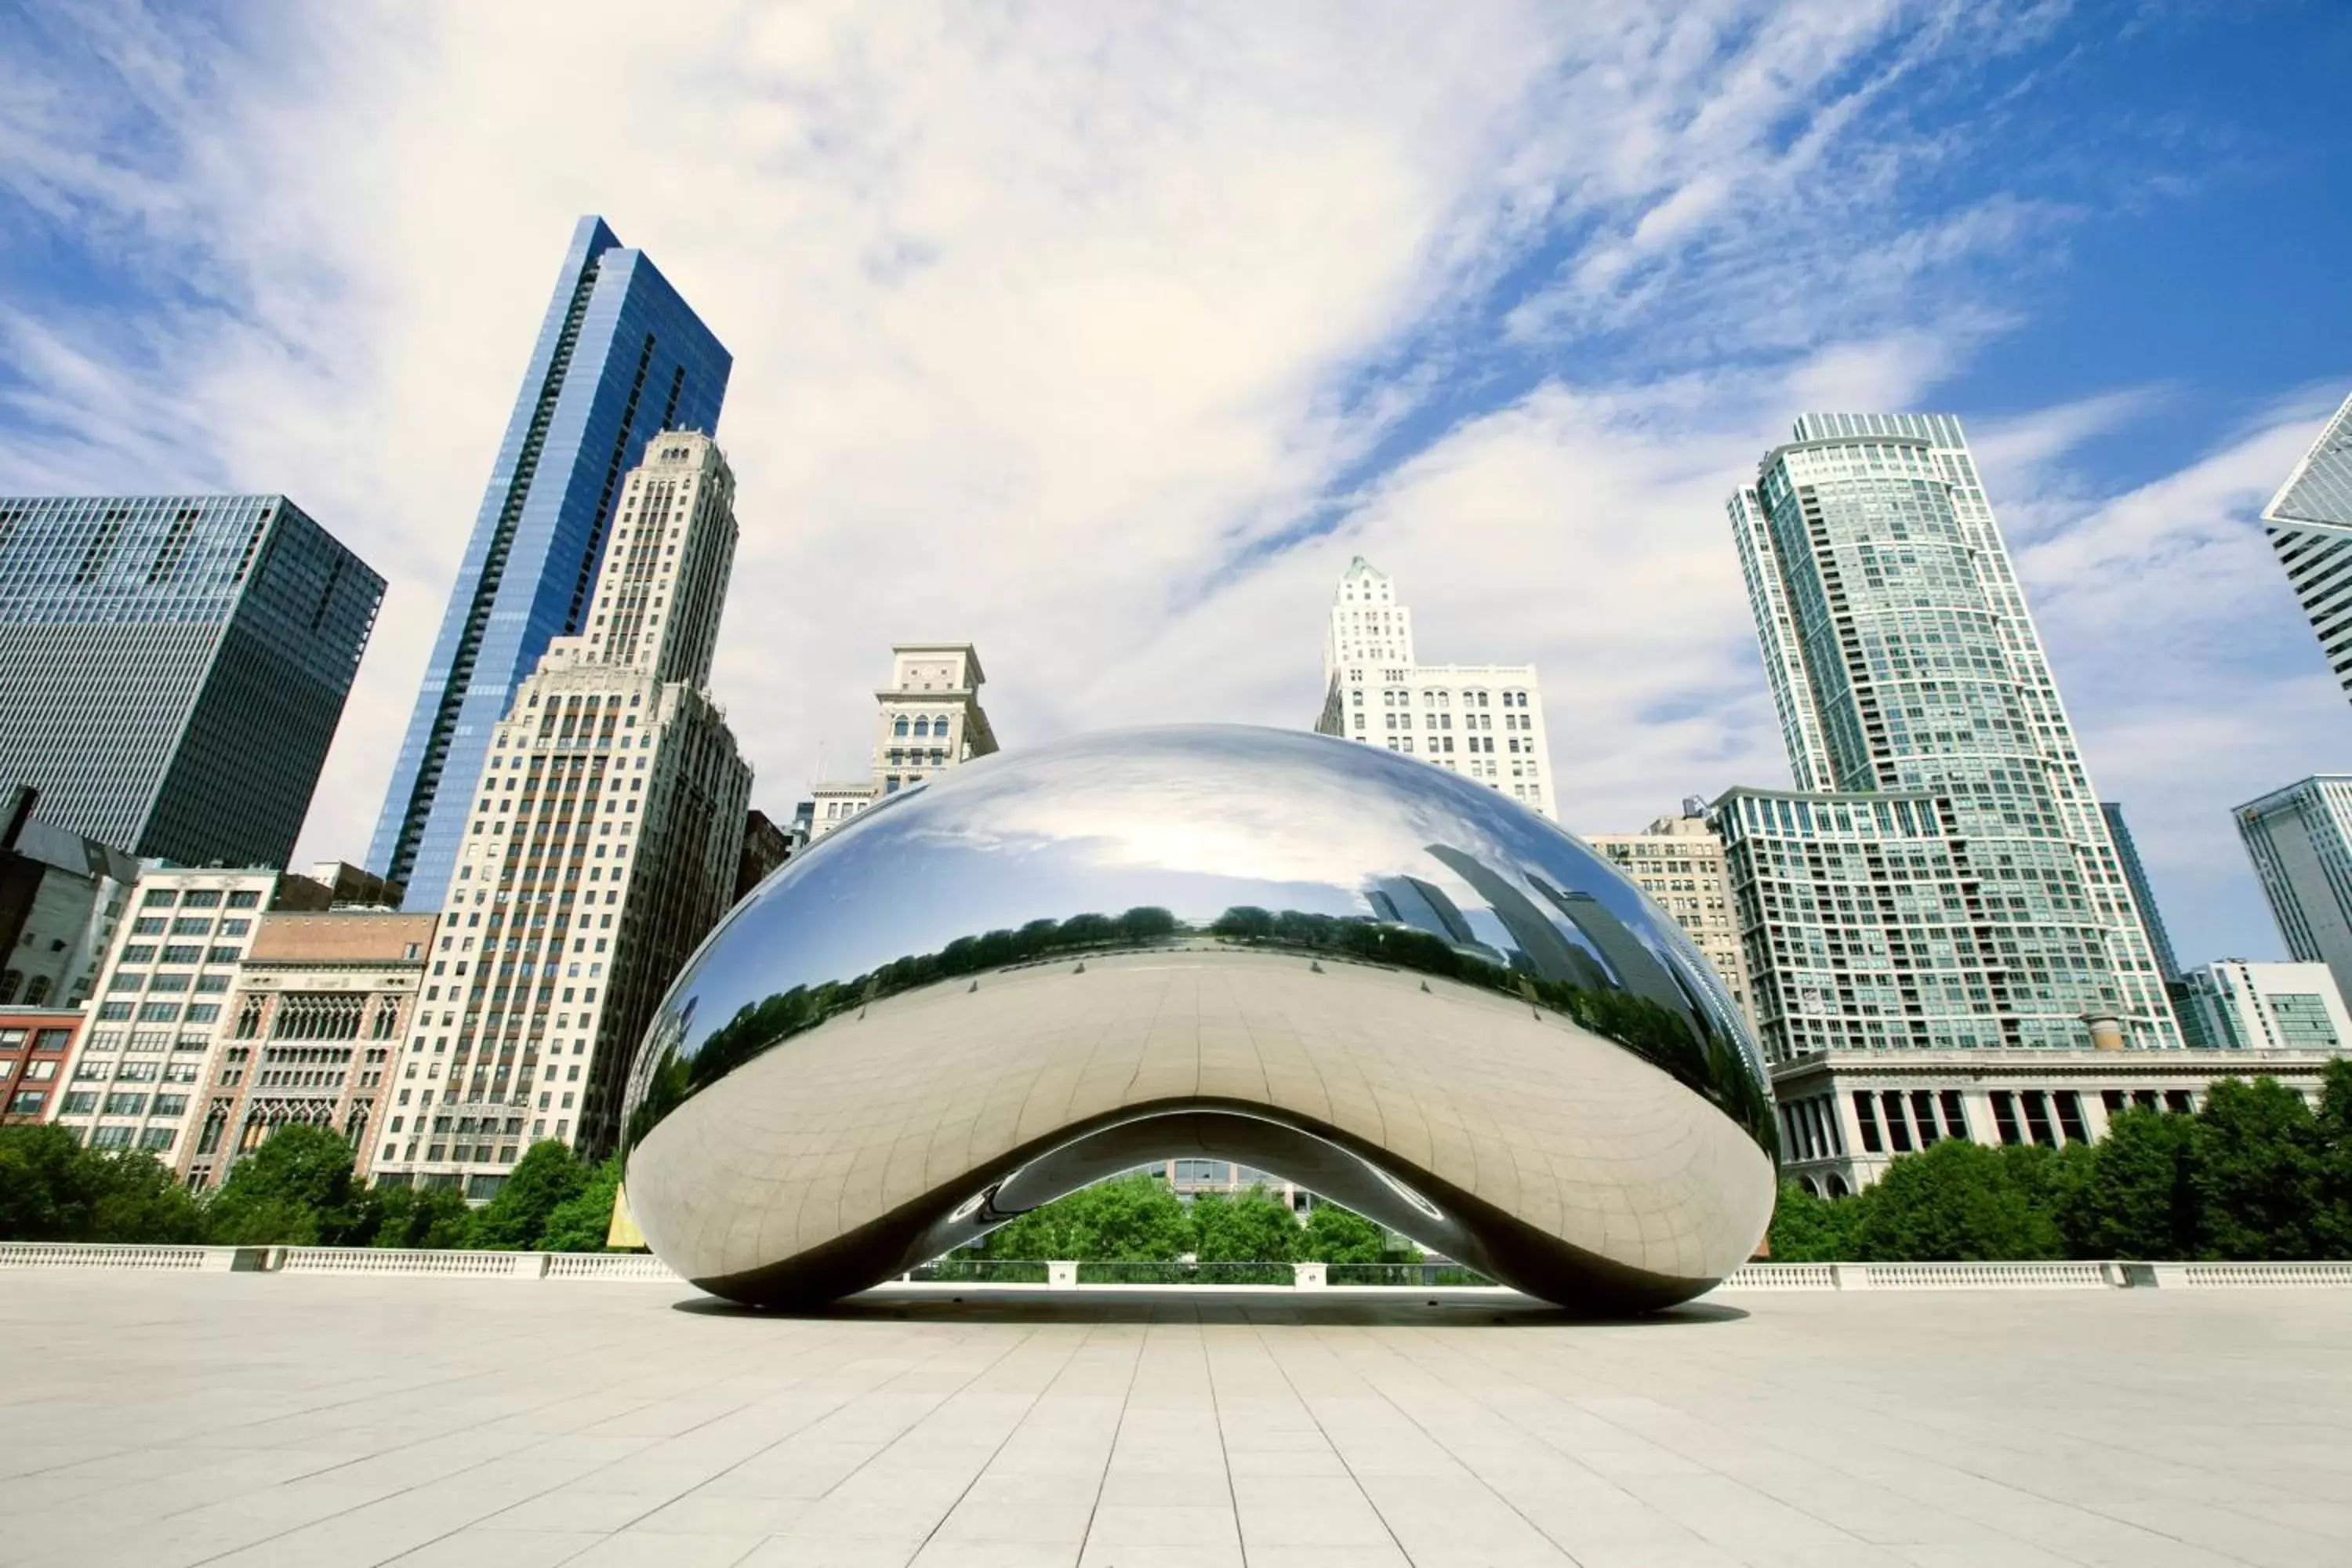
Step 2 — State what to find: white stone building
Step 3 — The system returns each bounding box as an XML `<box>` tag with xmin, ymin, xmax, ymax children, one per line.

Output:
<box><xmin>810</xmin><ymin>643</ymin><xmax>998</xmax><ymax>838</ymax></box>
<box><xmin>1771</xmin><ymin>1047</ymin><xmax>2347</xmax><ymax>1198</ymax></box>
<box><xmin>2172</xmin><ymin>959</ymin><xmax>2351</xmax><ymax>1054</ymax></box>
<box><xmin>1585</xmin><ymin>806</ymin><xmax>1755</xmax><ymax>1028</ymax></box>
<box><xmin>372</xmin><ymin>432</ymin><xmax>751</xmax><ymax>1196</ymax></box>
<box><xmin>1313</xmin><ymin>557</ymin><xmax>1557</xmax><ymax>819</ymax></box>
<box><xmin>47</xmin><ymin>866</ymin><xmax>332</xmax><ymax>1166</ymax></box>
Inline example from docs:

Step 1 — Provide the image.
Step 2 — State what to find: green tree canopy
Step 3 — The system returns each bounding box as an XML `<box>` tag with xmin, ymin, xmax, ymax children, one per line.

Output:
<box><xmin>986</xmin><ymin>1171</ymin><xmax>1189</xmax><ymax>1261</ymax></box>
<box><xmin>2058</xmin><ymin>1108</ymin><xmax>2199</xmax><ymax>1260</ymax></box>
<box><xmin>1765</xmin><ymin>1180</ymin><xmax>1858</xmax><ymax>1262</ymax></box>
<box><xmin>205</xmin><ymin>1125</ymin><xmax>376</xmax><ymax>1247</ymax></box>
<box><xmin>1847</xmin><ymin>1139</ymin><xmax>2063</xmax><ymax>1262</ymax></box>
<box><xmin>0</xmin><ymin>1124</ymin><xmax>205</xmax><ymax>1243</ymax></box>
<box><xmin>1298</xmin><ymin>1202</ymin><xmax>1388</xmax><ymax>1264</ymax></box>
<box><xmin>538</xmin><ymin>1156</ymin><xmax>624</xmax><ymax>1252</ymax></box>
<box><xmin>471</xmin><ymin>1141</ymin><xmax>593</xmax><ymax>1250</ymax></box>
<box><xmin>1189</xmin><ymin>1184</ymin><xmax>1299</xmax><ymax>1264</ymax></box>
<box><xmin>372</xmin><ymin>1181</ymin><xmax>477</xmax><ymax>1250</ymax></box>
<box><xmin>2192</xmin><ymin>1078</ymin><xmax>2321</xmax><ymax>1260</ymax></box>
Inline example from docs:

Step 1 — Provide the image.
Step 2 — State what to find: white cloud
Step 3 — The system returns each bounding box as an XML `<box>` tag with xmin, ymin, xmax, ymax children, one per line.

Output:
<box><xmin>4</xmin><ymin>0</ymin><xmax>2333</xmax><ymax>979</ymax></box>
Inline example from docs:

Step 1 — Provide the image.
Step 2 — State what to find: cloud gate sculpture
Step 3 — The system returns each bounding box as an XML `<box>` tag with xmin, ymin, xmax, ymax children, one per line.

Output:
<box><xmin>622</xmin><ymin>725</ymin><xmax>1777</xmax><ymax>1311</ymax></box>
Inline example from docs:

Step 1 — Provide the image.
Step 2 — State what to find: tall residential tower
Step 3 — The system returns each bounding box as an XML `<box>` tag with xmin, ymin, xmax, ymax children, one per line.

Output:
<box><xmin>371</xmin><ymin>217</ymin><xmax>731</xmax><ymax>910</ymax></box>
<box><xmin>0</xmin><ymin>494</ymin><xmax>383</xmax><ymax>866</ymax></box>
<box><xmin>2235</xmin><ymin>775</ymin><xmax>2352</xmax><ymax>1013</ymax></box>
<box><xmin>373</xmin><ymin>433</ymin><xmax>751</xmax><ymax>1193</ymax></box>
<box><xmin>1721</xmin><ymin>414</ymin><xmax>2178</xmax><ymax>1057</ymax></box>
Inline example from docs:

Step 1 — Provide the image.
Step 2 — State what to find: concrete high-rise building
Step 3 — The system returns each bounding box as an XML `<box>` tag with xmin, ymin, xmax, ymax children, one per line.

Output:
<box><xmin>47</xmin><ymin>865</ymin><xmax>336</xmax><ymax>1169</ymax></box>
<box><xmin>1314</xmin><ymin>557</ymin><xmax>1557</xmax><ymax>818</ymax></box>
<box><xmin>1726</xmin><ymin>413</ymin><xmax>2179</xmax><ymax>1053</ymax></box>
<box><xmin>372</xmin><ymin>432</ymin><xmax>751</xmax><ymax>1194</ymax></box>
<box><xmin>2100</xmin><ymin>802</ymin><xmax>2181</xmax><ymax>980</ymax></box>
<box><xmin>2171</xmin><ymin>958</ymin><xmax>2351</xmax><ymax>1053</ymax></box>
<box><xmin>810</xmin><ymin>644</ymin><xmax>998</xmax><ymax>838</ymax></box>
<box><xmin>2261</xmin><ymin>389</ymin><xmax>2352</xmax><ymax>701</ymax></box>
<box><xmin>1586</xmin><ymin>804</ymin><xmax>1754</xmax><ymax>1026</ymax></box>
<box><xmin>2236</xmin><ymin>774</ymin><xmax>2352</xmax><ymax>1011</ymax></box>
<box><xmin>0</xmin><ymin>493</ymin><xmax>383</xmax><ymax>866</ymax></box>
<box><xmin>372</xmin><ymin>217</ymin><xmax>731</xmax><ymax>910</ymax></box>
<box><xmin>195</xmin><ymin>909</ymin><xmax>434</xmax><ymax>1186</ymax></box>
<box><xmin>1</xmin><ymin>786</ymin><xmax>139</xmax><ymax>1010</ymax></box>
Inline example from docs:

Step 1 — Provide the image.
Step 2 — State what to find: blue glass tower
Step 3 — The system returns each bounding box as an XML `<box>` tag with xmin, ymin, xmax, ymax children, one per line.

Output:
<box><xmin>0</xmin><ymin>494</ymin><xmax>383</xmax><ymax>866</ymax></box>
<box><xmin>370</xmin><ymin>217</ymin><xmax>731</xmax><ymax>909</ymax></box>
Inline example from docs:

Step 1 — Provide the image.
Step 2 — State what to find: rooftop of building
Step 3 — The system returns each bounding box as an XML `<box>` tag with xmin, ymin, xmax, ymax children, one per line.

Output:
<box><xmin>244</xmin><ymin>909</ymin><xmax>438</xmax><ymax>964</ymax></box>
<box><xmin>2</xmin><ymin>1271</ymin><xmax>2343</xmax><ymax>1566</ymax></box>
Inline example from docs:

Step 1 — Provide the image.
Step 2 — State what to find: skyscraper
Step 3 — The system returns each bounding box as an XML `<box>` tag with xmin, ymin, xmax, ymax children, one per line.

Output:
<box><xmin>2262</xmin><ymin>389</ymin><xmax>2352</xmax><ymax>701</ymax></box>
<box><xmin>1314</xmin><ymin>557</ymin><xmax>1557</xmax><ymax>818</ymax></box>
<box><xmin>1724</xmin><ymin>413</ymin><xmax>2179</xmax><ymax>1054</ymax></box>
<box><xmin>372</xmin><ymin>217</ymin><xmax>731</xmax><ymax>910</ymax></box>
<box><xmin>2235</xmin><ymin>774</ymin><xmax>2352</xmax><ymax>1011</ymax></box>
<box><xmin>2100</xmin><ymin>801</ymin><xmax>2181</xmax><ymax>980</ymax></box>
<box><xmin>809</xmin><ymin>644</ymin><xmax>999</xmax><ymax>837</ymax></box>
<box><xmin>373</xmin><ymin>432</ymin><xmax>751</xmax><ymax>1192</ymax></box>
<box><xmin>0</xmin><ymin>493</ymin><xmax>383</xmax><ymax>866</ymax></box>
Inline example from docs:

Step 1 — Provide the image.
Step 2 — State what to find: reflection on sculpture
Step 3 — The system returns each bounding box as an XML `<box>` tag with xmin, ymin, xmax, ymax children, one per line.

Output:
<box><xmin>622</xmin><ymin>725</ymin><xmax>1777</xmax><ymax>1312</ymax></box>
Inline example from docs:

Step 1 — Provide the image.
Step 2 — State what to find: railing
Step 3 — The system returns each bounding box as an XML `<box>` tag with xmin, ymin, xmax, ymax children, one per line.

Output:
<box><xmin>4</xmin><ymin>1244</ymin><xmax>2351</xmax><ymax>1293</ymax></box>
<box><xmin>1857</xmin><ymin>1261</ymin><xmax>2111</xmax><ymax>1290</ymax></box>
<box><xmin>1328</xmin><ymin>1261</ymin><xmax>1499</xmax><ymax>1287</ymax></box>
<box><xmin>282</xmin><ymin>1247</ymin><xmax>536</xmax><ymax>1276</ymax></box>
<box><xmin>0</xmin><ymin>1242</ymin><xmax>217</xmax><ymax>1271</ymax></box>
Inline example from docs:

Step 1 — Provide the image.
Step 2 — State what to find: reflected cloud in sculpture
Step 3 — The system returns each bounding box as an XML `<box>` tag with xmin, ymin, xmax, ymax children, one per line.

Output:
<box><xmin>622</xmin><ymin>725</ymin><xmax>1777</xmax><ymax>1311</ymax></box>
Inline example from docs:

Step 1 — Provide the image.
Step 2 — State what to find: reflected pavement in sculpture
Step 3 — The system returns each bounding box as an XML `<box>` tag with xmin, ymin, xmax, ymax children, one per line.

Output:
<box><xmin>622</xmin><ymin>725</ymin><xmax>1777</xmax><ymax>1310</ymax></box>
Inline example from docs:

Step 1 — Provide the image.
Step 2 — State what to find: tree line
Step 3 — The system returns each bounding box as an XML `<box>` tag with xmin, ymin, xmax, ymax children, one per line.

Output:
<box><xmin>1770</xmin><ymin>1064</ymin><xmax>2352</xmax><ymax>1262</ymax></box>
<box><xmin>0</xmin><ymin>1123</ymin><xmax>622</xmax><ymax>1254</ymax></box>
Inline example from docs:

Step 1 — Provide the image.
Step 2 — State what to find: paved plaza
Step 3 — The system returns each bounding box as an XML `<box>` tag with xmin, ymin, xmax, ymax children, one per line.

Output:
<box><xmin>1</xmin><ymin>1276</ymin><xmax>2347</xmax><ymax>1567</ymax></box>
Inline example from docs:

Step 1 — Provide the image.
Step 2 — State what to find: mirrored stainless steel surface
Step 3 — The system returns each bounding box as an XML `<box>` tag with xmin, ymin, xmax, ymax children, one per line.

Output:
<box><xmin>622</xmin><ymin>724</ymin><xmax>1777</xmax><ymax>1310</ymax></box>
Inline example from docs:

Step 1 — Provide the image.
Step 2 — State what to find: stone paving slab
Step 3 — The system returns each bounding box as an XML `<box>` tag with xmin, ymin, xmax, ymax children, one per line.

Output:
<box><xmin>0</xmin><ymin>1276</ymin><xmax>2346</xmax><ymax>1566</ymax></box>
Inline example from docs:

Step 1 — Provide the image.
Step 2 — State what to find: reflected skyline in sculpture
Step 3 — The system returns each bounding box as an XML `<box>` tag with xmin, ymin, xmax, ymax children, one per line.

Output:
<box><xmin>622</xmin><ymin>726</ymin><xmax>1777</xmax><ymax>1311</ymax></box>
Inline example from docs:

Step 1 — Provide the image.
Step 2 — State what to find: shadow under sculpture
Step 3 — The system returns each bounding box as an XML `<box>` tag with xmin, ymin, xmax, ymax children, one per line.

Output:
<box><xmin>621</xmin><ymin>725</ymin><xmax>1778</xmax><ymax>1312</ymax></box>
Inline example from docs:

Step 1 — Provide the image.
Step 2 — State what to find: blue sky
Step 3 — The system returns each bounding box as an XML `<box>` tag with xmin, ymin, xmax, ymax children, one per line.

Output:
<box><xmin>0</xmin><ymin>1</ymin><xmax>2347</xmax><ymax>970</ymax></box>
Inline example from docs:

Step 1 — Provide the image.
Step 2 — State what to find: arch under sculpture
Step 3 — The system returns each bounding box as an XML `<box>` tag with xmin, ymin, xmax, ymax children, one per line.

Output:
<box><xmin>621</xmin><ymin>725</ymin><xmax>1778</xmax><ymax>1312</ymax></box>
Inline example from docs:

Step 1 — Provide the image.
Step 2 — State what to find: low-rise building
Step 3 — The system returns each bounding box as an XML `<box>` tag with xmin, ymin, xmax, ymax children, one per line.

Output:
<box><xmin>1770</xmin><ymin>1047</ymin><xmax>2345</xmax><ymax>1197</ymax></box>
<box><xmin>0</xmin><ymin>1006</ymin><xmax>81</xmax><ymax>1124</ymax></box>
<box><xmin>2171</xmin><ymin>960</ymin><xmax>2351</xmax><ymax>1052</ymax></box>
<box><xmin>46</xmin><ymin>866</ymin><xmax>331</xmax><ymax>1166</ymax></box>
<box><xmin>1585</xmin><ymin>804</ymin><xmax>1754</xmax><ymax>1026</ymax></box>
<box><xmin>187</xmin><ymin>910</ymin><xmax>433</xmax><ymax>1187</ymax></box>
<box><xmin>0</xmin><ymin>786</ymin><xmax>138</xmax><ymax>1010</ymax></box>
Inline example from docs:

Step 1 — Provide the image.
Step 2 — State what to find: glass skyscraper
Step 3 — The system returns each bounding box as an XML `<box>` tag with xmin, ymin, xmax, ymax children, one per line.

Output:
<box><xmin>2235</xmin><ymin>775</ymin><xmax>2352</xmax><ymax>1014</ymax></box>
<box><xmin>1721</xmin><ymin>413</ymin><xmax>2180</xmax><ymax>1056</ymax></box>
<box><xmin>0</xmin><ymin>494</ymin><xmax>383</xmax><ymax>867</ymax></box>
<box><xmin>370</xmin><ymin>216</ymin><xmax>731</xmax><ymax>910</ymax></box>
<box><xmin>2263</xmin><ymin>389</ymin><xmax>2352</xmax><ymax>701</ymax></box>
<box><xmin>2100</xmin><ymin>801</ymin><xmax>2181</xmax><ymax>980</ymax></box>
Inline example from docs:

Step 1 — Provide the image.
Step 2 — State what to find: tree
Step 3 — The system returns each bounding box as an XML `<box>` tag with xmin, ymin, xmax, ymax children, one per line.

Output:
<box><xmin>205</xmin><ymin>1124</ymin><xmax>376</xmax><ymax>1247</ymax></box>
<box><xmin>2060</xmin><ymin>1109</ymin><xmax>2198</xmax><ymax>1260</ymax></box>
<box><xmin>538</xmin><ymin>1157</ymin><xmax>624</xmax><ymax>1252</ymax></box>
<box><xmin>372</xmin><ymin>1181</ymin><xmax>477</xmax><ymax>1249</ymax></box>
<box><xmin>2316</xmin><ymin>1059</ymin><xmax>2352</xmax><ymax>1259</ymax></box>
<box><xmin>2192</xmin><ymin>1077</ymin><xmax>2320</xmax><ymax>1260</ymax></box>
<box><xmin>0</xmin><ymin>1125</ymin><xmax>205</xmax><ymax>1243</ymax></box>
<box><xmin>471</xmin><ymin>1140</ymin><xmax>592</xmax><ymax>1250</ymax></box>
<box><xmin>1189</xmin><ymin>1184</ymin><xmax>1299</xmax><ymax>1263</ymax></box>
<box><xmin>1847</xmin><ymin>1138</ymin><xmax>2062</xmax><ymax>1261</ymax></box>
<box><xmin>1766</xmin><ymin>1180</ymin><xmax>1857</xmax><ymax>1261</ymax></box>
<box><xmin>985</xmin><ymin>1171</ymin><xmax>1189</xmax><ymax>1261</ymax></box>
<box><xmin>1298</xmin><ymin>1202</ymin><xmax>1389</xmax><ymax>1265</ymax></box>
